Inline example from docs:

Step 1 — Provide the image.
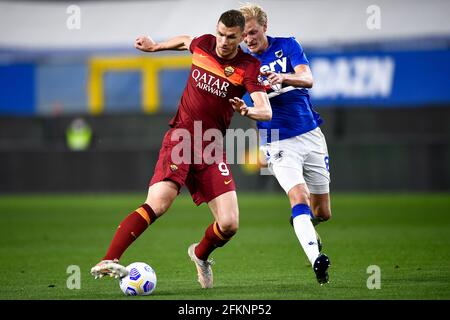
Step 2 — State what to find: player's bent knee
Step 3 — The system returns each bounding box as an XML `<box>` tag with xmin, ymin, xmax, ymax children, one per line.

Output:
<box><xmin>145</xmin><ymin>181</ymin><xmax>178</xmax><ymax>216</ymax></box>
<box><xmin>145</xmin><ymin>201</ymin><xmax>169</xmax><ymax>216</ymax></box>
<box><xmin>324</xmin><ymin>209</ymin><xmax>332</xmax><ymax>221</ymax></box>
<box><xmin>290</xmin><ymin>193</ymin><xmax>309</xmax><ymax>204</ymax></box>
<box><xmin>288</xmin><ymin>185</ymin><xmax>310</xmax><ymax>207</ymax></box>
<box><xmin>145</xmin><ymin>192</ymin><xmax>175</xmax><ymax>216</ymax></box>
<box><xmin>217</xmin><ymin>218</ymin><xmax>239</xmax><ymax>237</ymax></box>
<box><xmin>316</xmin><ymin>207</ymin><xmax>332</xmax><ymax>221</ymax></box>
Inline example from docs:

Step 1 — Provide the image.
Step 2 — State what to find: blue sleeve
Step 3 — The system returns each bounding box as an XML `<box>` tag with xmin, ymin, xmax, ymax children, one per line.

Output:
<box><xmin>288</xmin><ymin>37</ymin><xmax>309</xmax><ymax>67</ymax></box>
<box><xmin>242</xmin><ymin>92</ymin><xmax>253</xmax><ymax>107</ymax></box>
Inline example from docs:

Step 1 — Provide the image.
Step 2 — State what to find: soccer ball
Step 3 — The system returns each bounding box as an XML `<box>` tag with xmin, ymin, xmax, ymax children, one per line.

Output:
<box><xmin>119</xmin><ymin>262</ymin><xmax>157</xmax><ymax>296</ymax></box>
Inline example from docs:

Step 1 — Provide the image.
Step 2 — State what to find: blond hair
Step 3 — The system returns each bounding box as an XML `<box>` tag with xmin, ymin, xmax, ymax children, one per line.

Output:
<box><xmin>239</xmin><ymin>3</ymin><xmax>268</xmax><ymax>27</ymax></box>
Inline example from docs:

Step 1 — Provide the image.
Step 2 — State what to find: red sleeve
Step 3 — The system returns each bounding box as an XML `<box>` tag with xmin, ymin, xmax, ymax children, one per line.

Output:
<box><xmin>189</xmin><ymin>34</ymin><xmax>209</xmax><ymax>53</ymax></box>
<box><xmin>243</xmin><ymin>59</ymin><xmax>265</xmax><ymax>94</ymax></box>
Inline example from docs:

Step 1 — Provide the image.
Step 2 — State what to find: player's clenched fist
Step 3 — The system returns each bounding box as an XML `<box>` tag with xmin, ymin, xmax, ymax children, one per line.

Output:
<box><xmin>135</xmin><ymin>35</ymin><xmax>158</xmax><ymax>52</ymax></box>
<box><xmin>229</xmin><ymin>97</ymin><xmax>249</xmax><ymax>116</ymax></box>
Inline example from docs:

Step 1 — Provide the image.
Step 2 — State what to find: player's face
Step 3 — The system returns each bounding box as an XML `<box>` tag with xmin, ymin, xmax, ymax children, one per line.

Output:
<box><xmin>243</xmin><ymin>18</ymin><xmax>268</xmax><ymax>54</ymax></box>
<box><xmin>215</xmin><ymin>21</ymin><xmax>244</xmax><ymax>59</ymax></box>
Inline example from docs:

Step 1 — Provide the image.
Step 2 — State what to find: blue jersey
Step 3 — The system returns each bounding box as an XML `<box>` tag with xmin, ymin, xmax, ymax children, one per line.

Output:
<box><xmin>245</xmin><ymin>36</ymin><xmax>322</xmax><ymax>143</ymax></box>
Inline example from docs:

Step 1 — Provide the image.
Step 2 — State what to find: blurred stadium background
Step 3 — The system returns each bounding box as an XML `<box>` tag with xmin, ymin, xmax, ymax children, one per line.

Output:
<box><xmin>0</xmin><ymin>0</ymin><xmax>450</xmax><ymax>300</ymax></box>
<box><xmin>1</xmin><ymin>0</ymin><xmax>449</xmax><ymax>193</ymax></box>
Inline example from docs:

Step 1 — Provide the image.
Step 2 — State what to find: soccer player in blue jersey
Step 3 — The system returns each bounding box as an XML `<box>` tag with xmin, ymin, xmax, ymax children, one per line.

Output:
<box><xmin>240</xmin><ymin>4</ymin><xmax>331</xmax><ymax>284</ymax></box>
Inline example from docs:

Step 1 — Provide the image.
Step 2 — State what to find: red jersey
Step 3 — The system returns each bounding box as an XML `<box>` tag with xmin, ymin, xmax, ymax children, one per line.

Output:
<box><xmin>169</xmin><ymin>34</ymin><xmax>264</xmax><ymax>135</ymax></box>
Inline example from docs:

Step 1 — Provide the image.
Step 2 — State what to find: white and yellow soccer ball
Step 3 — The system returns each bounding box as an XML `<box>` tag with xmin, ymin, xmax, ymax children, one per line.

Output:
<box><xmin>119</xmin><ymin>262</ymin><xmax>157</xmax><ymax>296</ymax></box>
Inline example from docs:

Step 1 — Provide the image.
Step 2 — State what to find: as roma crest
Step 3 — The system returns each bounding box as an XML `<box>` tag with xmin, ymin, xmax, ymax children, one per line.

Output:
<box><xmin>224</xmin><ymin>66</ymin><xmax>235</xmax><ymax>77</ymax></box>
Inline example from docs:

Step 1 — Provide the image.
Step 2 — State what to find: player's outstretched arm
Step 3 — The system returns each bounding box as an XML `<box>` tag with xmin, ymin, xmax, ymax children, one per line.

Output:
<box><xmin>135</xmin><ymin>35</ymin><xmax>193</xmax><ymax>52</ymax></box>
<box><xmin>263</xmin><ymin>64</ymin><xmax>313</xmax><ymax>89</ymax></box>
<box><xmin>229</xmin><ymin>92</ymin><xmax>272</xmax><ymax>121</ymax></box>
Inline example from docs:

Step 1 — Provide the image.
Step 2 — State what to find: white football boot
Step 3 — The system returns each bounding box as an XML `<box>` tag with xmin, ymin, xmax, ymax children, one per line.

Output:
<box><xmin>90</xmin><ymin>259</ymin><xmax>129</xmax><ymax>279</ymax></box>
<box><xmin>188</xmin><ymin>243</ymin><xmax>214</xmax><ymax>289</ymax></box>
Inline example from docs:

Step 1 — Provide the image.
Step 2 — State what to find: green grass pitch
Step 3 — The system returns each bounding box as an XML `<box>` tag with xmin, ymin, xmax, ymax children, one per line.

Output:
<box><xmin>0</xmin><ymin>193</ymin><xmax>449</xmax><ymax>300</ymax></box>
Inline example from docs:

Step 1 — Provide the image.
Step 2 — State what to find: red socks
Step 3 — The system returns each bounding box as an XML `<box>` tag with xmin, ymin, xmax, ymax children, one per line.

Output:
<box><xmin>195</xmin><ymin>222</ymin><xmax>233</xmax><ymax>261</ymax></box>
<box><xmin>103</xmin><ymin>206</ymin><xmax>232</xmax><ymax>263</ymax></box>
<box><xmin>103</xmin><ymin>204</ymin><xmax>157</xmax><ymax>261</ymax></box>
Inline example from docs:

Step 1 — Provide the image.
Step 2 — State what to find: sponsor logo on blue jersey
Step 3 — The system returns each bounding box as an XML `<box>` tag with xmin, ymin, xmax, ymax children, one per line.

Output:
<box><xmin>260</xmin><ymin>56</ymin><xmax>287</xmax><ymax>73</ymax></box>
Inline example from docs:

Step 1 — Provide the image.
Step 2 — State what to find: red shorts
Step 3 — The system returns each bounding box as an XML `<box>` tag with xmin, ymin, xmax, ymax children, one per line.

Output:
<box><xmin>149</xmin><ymin>128</ymin><xmax>236</xmax><ymax>205</ymax></box>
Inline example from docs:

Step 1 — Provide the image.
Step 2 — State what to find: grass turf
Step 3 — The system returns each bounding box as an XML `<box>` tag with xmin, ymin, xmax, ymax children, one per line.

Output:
<box><xmin>0</xmin><ymin>192</ymin><xmax>449</xmax><ymax>300</ymax></box>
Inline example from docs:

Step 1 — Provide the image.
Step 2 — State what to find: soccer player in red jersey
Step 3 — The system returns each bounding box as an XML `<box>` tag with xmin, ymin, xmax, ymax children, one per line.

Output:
<box><xmin>90</xmin><ymin>10</ymin><xmax>271</xmax><ymax>289</ymax></box>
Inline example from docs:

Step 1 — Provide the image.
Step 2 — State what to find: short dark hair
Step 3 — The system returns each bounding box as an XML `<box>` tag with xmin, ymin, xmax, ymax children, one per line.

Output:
<box><xmin>218</xmin><ymin>10</ymin><xmax>245</xmax><ymax>31</ymax></box>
